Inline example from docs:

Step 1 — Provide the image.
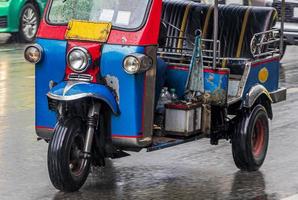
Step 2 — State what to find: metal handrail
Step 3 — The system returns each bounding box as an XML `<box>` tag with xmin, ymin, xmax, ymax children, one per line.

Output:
<box><xmin>250</xmin><ymin>29</ymin><xmax>281</xmax><ymax>58</ymax></box>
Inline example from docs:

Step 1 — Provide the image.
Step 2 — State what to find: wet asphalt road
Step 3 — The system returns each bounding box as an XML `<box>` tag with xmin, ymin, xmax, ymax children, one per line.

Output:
<box><xmin>0</xmin><ymin>34</ymin><xmax>298</xmax><ymax>200</ymax></box>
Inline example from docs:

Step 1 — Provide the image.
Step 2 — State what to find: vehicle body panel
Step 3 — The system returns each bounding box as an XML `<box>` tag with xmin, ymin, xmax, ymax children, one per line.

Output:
<box><xmin>47</xmin><ymin>81</ymin><xmax>119</xmax><ymax>114</ymax></box>
<box><xmin>165</xmin><ymin>58</ymin><xmax>280</xmax><ymax>104</ymax></box>
<box><xmin>100</xmin><ymin>45</ymin><xmax>146</xmax><ymax>138</ymax></box>
<box><xmin>244</xmin><ymin>57</ymin><xmax>280</xmax><ymax>94</ymax></box>
<box><xmin>37</xmin><ymin>0</ymin><xmax>162</xmax><ymax>45</ymax></box>
<box><xmin>35</xmin><ymin>38</ymin><xmax>67</xmax><ymax>132</ymax></box>
<box><xmin>35</xmin><ymin>0</ymin><xmax>161</xmax><ymax>144</ymax></box>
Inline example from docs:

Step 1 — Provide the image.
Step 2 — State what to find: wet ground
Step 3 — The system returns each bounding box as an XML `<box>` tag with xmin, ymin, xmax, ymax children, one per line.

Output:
<box><xmin>0</xmin><ymin>34</ymin><xmax>298</xmax><ymax>200</ymax></box>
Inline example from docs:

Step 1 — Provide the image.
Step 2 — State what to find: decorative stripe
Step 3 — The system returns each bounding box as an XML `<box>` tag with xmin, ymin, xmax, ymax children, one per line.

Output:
<box><xmin>177</xmin><ymin>3</ymin><xmax>192</xmax><ymax>50</ymax></box>
<box><xmin>202</xmin><ymin>6</ymin><xmax>214</xmax><ymax>39</ymax></box>
<box><xmin>251</xmin><ymin>57</ymin><xmax>279</xmax><ymax>67</ymax></box>
<box><xmin>236</xmin><ymin>8</ymin><xmax>251</xmax><ymax>58</ymax></box>
<box><xmin>204</xmin><ymin>68</ymin><xmax>230</xmax><ymax>75</ymax></box>
<box><xmin>36</xmin><ymin>126</ymin><xmax>54</xmax><ymax>131</ymax></box>
<box><xmin>221</xmin><ymin>58</ymin><xmax>227</xmax><ymax>68</ymax></box>
<box><xmin>167</xmin><ymin>65</ymin><xmax>189</xmax><ymax>71</ymax></box>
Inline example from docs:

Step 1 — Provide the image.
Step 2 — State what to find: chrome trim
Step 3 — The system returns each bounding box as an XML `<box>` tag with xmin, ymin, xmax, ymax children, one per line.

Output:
<box><xmin>112</xmin><ymin>137</ymin><xmax>152</xmax><ymax>148</ymax></box>
<box><xmin>250</xmin><ymin>29</ymin><xmax>281</xmax><ymax>58</ymax></box>
<box><xmin>123</xmin><ymin>53</ymin><xmax>153</xmax><ymax>74</ymax></box>
<box><xmin>67</xmin><ymin>47</ymin><xmax>92</xmax><ymax>73</ymax></box>
<box><xmin>143</xmin><ymin>46</ymin><xmax>157</xmax><ymax>139</ymax></box>
<box><xmin>47</xmin><ymin>92</ymin><xmax>119</xmax><ymax>115</ymax></box>
<box><xmin>243</xmin><ymin>84</ymin><xmax>273</xmax><ymax>108</ymax></box>
<box><xmin>228</xmin><ymin>62</ymin><xmax>251</xmax><ymax>105</ymax></box>
<box><xmin>270</xmin><ymin>87</ymin><xmax>287</xmax><ymax>103</ymax></box>
<box><xmin>62</xmin><ymin>81</ymin><xmax>89</xmax><ymax>96</ymax></box>
<box><xmin>24</xmin><ymin>44</ymin><xmax>43</xmax><ymax>64</ymax></box>
<box><xmin>68</xmin><ymin>73</ymin><xmax>93</xmax><ymax>82</ymax></box>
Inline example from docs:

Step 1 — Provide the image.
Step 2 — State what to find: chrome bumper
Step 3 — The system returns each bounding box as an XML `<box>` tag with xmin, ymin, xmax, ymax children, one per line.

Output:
<box><xmin>270</xmin><ymin>87</ymin><xmax>287</xmax><ymax>103</ymax></box>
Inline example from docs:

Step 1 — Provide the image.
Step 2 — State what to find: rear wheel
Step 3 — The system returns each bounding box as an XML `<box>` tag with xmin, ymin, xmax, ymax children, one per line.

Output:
<box><xmin>48</xmin><ymin>118</ymin><xmax>91</xmax><ymax>192</ymax></box>
<box><xmin>18</xmin><ymin>3</ymin><xmax>40</xmax><ymax>43</ymax></box>
<box><xmin>232</xmin><ymin>105</ymin><xmax>269</xmax><ymax>171</ymax></box>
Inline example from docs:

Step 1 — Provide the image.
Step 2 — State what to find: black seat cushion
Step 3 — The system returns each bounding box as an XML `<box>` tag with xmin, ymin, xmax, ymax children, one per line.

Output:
<box><xmin>241</xmin><ymin>7</ymin><xmax>277</xmax><ymax>58</ymax></box>
<box><xmin>161</xmin><ymin>0</ymin><xmax>277</xmax><ymax>59</ymax></box>
<box><xmin>162</xmin><ymin>0</ymin><xmax>190</xmax><ymax>50</ymax></box>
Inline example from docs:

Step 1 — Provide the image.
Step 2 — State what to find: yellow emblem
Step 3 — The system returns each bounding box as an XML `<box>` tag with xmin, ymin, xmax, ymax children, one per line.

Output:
<box><xmin>65</xmin><ymin>20</ymin><xmax>112</xmax><ymax>42</ymax></box>
<box><xmin>258</xmin><ymin>67</ymin><xmax>269</xmax><ymax>83</ymax></box>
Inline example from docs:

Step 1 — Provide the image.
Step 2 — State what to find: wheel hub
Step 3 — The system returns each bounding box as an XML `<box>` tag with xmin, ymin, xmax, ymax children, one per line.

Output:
<box><xmin>252</xmin><ymin>119</ymin><xmax>265</xmax><ymax>157</ymax></box>
<box><xmin>69</xmin><ymin>134</ymin><xmax>86</xmax><ymax>176</ymax></box>
<box><xmin>22</xmin><ymin>8</ymin><xmax>38</xmax><ymax>39</ymax></box>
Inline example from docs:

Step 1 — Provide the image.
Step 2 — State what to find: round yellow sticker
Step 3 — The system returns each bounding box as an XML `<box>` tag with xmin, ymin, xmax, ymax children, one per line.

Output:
<box><xmin>258</xmin><ymin>67</ymin><xmax>269</xmax><ymax>83</ymax></box>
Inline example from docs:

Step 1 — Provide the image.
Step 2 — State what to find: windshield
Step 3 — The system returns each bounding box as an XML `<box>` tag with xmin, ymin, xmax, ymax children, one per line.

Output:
<box><xmin>48</xmin><ymin>0</ymin><xmax>151</xmax><ymax>30</ymax></box>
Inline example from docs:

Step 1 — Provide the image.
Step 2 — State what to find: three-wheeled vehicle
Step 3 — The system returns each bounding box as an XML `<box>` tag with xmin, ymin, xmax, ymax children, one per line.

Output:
<box><xmin>24</xmin><ymin>0</ymin><xmax>287</xmax><ymax>192</ymax></box>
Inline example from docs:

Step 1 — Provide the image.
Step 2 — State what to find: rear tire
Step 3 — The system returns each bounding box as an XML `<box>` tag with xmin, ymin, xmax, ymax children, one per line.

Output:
<box><xmin>48</xmin><ymin>118</ymin><xmax>91</xmax><ymax>192</ymax></box>
<box><xmin>232</xmin><ymin>105</ymin><xmax>269</xmax><ymax>171</ymax></box>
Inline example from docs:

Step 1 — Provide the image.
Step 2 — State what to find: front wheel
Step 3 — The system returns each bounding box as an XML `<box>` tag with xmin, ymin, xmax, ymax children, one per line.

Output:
<box><xmin>232</xmin><ymin>105</ymin><xmax>269</xmax><ymax>171</ymax></box>
<box><xmin>48</xmin><ymin>118</ymin><xmax>91</xmax><ymax>192</ymax></box>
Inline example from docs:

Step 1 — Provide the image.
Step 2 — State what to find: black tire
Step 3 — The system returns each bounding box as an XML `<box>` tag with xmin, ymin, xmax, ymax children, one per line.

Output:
<box><xmin>48</xmin><ymin>118</ymin><xmax>91</xmax><ymax>192</ymax></box>
<box><xmin>18</xmin><ymin>3</ymin><xmax>40</xmax><ymax>43</ymax></box>
<box><xmin>232</xmin><ymin>105</ymin><xmax>269</xmax><ymax>171</ymax></box>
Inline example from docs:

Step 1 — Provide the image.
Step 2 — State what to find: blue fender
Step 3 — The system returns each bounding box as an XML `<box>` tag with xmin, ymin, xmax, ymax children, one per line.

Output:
<box><xmin>47</xmin><ymin>81</ymin><xmax>119</xmax><ymax>115</ymax></box>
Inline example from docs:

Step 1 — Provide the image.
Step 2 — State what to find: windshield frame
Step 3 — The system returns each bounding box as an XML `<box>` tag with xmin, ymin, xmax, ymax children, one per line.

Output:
<box><xmin>45</xmin><ymin>0</ymin><xmax>153</xmax><ymax>32</ymax></box>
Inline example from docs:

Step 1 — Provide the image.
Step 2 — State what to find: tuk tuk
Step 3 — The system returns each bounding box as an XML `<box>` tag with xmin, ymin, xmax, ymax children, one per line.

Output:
<box><xmin>24</xmin><ymin>0</ymin><xmax>287</xmax><ymax>192</ymax></box>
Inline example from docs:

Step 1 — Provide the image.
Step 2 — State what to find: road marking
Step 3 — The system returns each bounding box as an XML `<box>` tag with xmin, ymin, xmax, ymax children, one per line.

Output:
<box><xmin>281</xmin><ymin>194</ymin><xmax>298</xmax><ymax>200</ymax></box>
<box><xmin>25</xmin><ymin>76</ymin><xmax>35</xmax><ymax>79</ymax></box>
<box><xmin>287</xmin><ymin>87</ymin><xmax>298</xmax><ymax>94</ymax></box>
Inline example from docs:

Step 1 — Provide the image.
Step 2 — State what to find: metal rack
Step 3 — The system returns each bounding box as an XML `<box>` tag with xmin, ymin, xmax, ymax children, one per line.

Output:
<box><xmin>250</xmin><ymin>29</ymin><xmax>281</xmax><ymax>58</ymax></box>
<box><xmin>158</xmin><ymin>36</ymin><xmax>221</xmax><ymax>67</ymax></box>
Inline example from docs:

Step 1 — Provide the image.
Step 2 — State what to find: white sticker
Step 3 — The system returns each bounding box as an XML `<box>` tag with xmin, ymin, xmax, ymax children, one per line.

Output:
<box><xmin>294</xmin><ymin>7</ymin><xmax>298</xmax><ymax>18</ymax></box>
<box><xmin>116</xmin><ymin>11</ymin><xmax>131</xmax><ymax>25</ymax></box>
<box><xmin>99</xmin><ymin>9</ymin><xmax>114</xmax><ymax>22</ymax></box>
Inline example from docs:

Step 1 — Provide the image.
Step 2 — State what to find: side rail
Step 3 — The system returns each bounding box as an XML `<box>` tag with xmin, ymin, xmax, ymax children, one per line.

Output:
<box><xmin>250</xmin><ymin>29</ymin><xmax>281</xmax><ymax>59</ymax></box>
<box><xmin>158</xmin><ymin>36</ymin><xmax>221</xmax><ymax>67</ymax></box>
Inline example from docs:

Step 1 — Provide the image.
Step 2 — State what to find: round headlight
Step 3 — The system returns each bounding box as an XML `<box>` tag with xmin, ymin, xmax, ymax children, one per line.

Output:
<box><xmin>123</xmin><ymin>56</ymin><xmax>141</xmax><ymax>74</ymax></box>
<box><xmin>24</xmin><ymin>45</ymin><xmax>43</xmax><ymax>64</ymax></box>
<box><xmin>67</xmin><ymin>47</ymin><xmax>91</xmax><ymax>72</ymax></box>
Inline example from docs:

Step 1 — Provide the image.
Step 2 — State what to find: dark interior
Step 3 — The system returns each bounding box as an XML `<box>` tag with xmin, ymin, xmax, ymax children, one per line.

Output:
<box><xmin>160</xmin><ymin>0</ymin><xmax>278</xmax><ymax>59</ymax></box>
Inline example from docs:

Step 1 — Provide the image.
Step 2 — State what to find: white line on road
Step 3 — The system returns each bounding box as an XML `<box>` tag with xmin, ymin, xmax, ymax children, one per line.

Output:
<box><xmin>281</xmin><ymin>194</ymin><xmax>298</xmax><ymax>200</ymax></box>
<box><xmin>25</xmin><ymin>76</ymin><xmax>35</xmax><ymax>79</ymax></box>
<box><xmin>287</xmin><ymin>87</ymin><xmax>298</xmax><ymax>94</ymax></box>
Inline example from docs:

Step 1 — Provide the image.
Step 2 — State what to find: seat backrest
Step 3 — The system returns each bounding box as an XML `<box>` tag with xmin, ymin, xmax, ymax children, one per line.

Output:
<box><xmin>161</xmin><ymin>0</ymin><xmax>190</xmax><ymax>50</ymax></box>
<box><xmin>241</xmin><ymin>6</ymin><xmax>277</xmax><ymax>58</ymax></box>
<box><xmin>161</xmin><ymin>0</ymin><xmax>277</xmax><ymax>59</ymax></box>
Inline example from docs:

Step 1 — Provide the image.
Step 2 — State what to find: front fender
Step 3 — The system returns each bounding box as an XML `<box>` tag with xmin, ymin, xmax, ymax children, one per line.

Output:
<box><xmin>47</xmin><ymin>81</ymin><xmax>119</xmax><ymax>115</ymax></box>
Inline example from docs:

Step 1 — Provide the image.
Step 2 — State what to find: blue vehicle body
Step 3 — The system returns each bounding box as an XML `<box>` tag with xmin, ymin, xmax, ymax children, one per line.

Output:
<box><xmin>35</xmin><ymin>39</ymin><xmax>67</xmax><ymax>130</ymax></box>
<box><xmin>165</xmin><ymin>57</ymin><xmax>280</xmax><ymax>104</ymax></box>
<box><xmin>48</xmin><ymin>81</ymin><xmax>119</xmax><ymax>115</ymax></box>
<box><xmin>35</xmin><ymin>39</ymin><xmax>149</xmax><ymax>139</ymax></box>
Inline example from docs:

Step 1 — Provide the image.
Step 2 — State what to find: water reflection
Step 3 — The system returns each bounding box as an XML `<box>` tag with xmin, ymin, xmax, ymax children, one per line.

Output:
<box><xmin>279</xmin><ymin>64</ymin><xmax>286</xmax><ymax>83</ymax></box>
<box><xmin>230</xmin><ymin>171</ymin><xmax>267</xmax><ymax>200</ymax></box>
<box><xmin>0</xmin><ymin>60</ymin><xmax>8</xmax><ymax>117</ymax></box>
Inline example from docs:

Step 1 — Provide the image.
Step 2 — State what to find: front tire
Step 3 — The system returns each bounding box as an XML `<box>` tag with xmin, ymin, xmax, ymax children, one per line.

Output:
<box><xmin>18</xmin><ymin>3</ymin><xmax>40</xmax><ymax>43</ymax></box>
<box><xmin>232</xmin><ymin>105</ymin><xmax>269</xmax><ymax>171</ymax></box>
<box><xmin>48</xmin><ymin>118</ymin><xmax>91</xmax><ymax>192</ymax></box>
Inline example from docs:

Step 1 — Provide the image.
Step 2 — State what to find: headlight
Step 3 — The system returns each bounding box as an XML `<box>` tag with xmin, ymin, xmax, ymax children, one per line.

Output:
<box><xmin>24</xmin><ymin>44</ymin><xmax>43</xmax><ymax>64</ymax></box>
<box><xmin>67</xmin><ymin>47</ymin><xmax>91</xmax><ymax>72</ymax></box>
<box><xmin>123</xmin><ymin>53</ymin><xmax>153</xmax><ymax>74</ymax></box>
